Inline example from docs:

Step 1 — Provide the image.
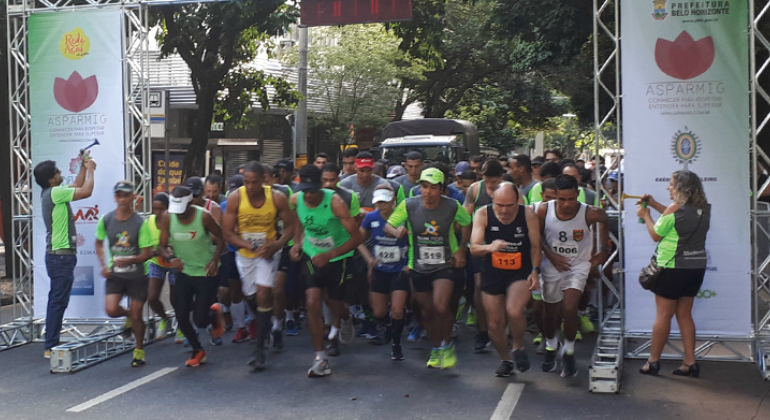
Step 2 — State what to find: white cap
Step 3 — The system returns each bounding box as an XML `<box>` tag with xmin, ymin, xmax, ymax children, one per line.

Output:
<box><xmin>168</xmin><ymin>194</ymin><xmax>193</xmax><ymax>214</ymax></box>
<box><xmin>372</xmin><ymin>189</ymin><xmax>394</xmax><ymax>204</ymax></box>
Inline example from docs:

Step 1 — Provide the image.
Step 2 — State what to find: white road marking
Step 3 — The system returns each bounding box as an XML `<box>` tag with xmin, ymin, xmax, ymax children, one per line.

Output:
<box><xmin>490</xmin><ymin>383</ymin><xmax>525</xmax><ymax>420</ymax></box>
<box><xmin>66</xmin><ymin>367</ymin><xmax>178</xmax><ymax>413</ymax></box>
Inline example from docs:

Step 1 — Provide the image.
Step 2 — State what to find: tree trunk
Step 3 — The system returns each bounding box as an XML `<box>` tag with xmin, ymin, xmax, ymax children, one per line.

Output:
<box><xmin>0</xmin><ymin>15</ymin><xmax>13</xmax><ymax>278</ymax></box>
<box><xmin>183</xmin><ymin>88</ymin><xmax>216</xmax><ymax>178</ymax></box>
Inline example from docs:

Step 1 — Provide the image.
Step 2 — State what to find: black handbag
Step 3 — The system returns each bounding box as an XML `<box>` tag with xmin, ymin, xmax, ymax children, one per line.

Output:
<box><xmin>638</xmin><ymin>211</ymin><xmax>703</xmax><ymax>291</ymax></box>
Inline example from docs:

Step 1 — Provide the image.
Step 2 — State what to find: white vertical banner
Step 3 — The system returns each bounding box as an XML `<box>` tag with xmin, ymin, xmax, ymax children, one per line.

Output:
<box><xmin>621</xmin><ymin>1</ymin><xmax>751</xmax><ymax>335</ymax></box>
<box><xmin>30</xmin><ymin>11</ymin><xmax>126</xmax><ymax>319</ymax></box>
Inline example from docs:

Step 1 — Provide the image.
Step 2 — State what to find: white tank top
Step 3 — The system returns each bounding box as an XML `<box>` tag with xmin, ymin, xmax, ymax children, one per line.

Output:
<box><xmin>542</xmin><ymin>201</ymin><xmax>593</xmax><ymax>275</ymax></box>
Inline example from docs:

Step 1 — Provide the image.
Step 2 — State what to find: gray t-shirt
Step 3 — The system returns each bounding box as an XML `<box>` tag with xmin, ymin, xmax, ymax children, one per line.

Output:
<box><xmin>393</xmin><ymin>174</ymin><xmax>419</xmax><ymax>199</ymax></box>
<box><xmin>95</xmin><ymin>211</ymin><xmax>150</xmax><ymax>280</ymax></box>
<box><xmin>339</xmin><ymin>174</ymin><xmax>389</xmax><ymax>210</ymax></box>
<box><xmin>520</xmin><ymin>179</ymin><xmax>538</xmax><ymax>203</ymax></box>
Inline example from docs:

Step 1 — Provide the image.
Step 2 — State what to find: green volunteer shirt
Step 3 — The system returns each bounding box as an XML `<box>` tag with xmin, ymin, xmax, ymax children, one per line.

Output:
<box><xmin>42</xmin><ymin>185</ymin><xmax>77</xmax><ymax>251</ymax></box>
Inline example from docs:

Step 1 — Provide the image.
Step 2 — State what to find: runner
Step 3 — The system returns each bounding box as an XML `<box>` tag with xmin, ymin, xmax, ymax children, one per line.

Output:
<box><xmin>509</xmin><ymin>155</ymin><xmax>539</xmax><ymax>205</ymax></box>
<box><xmin>527</xmin><ymin>161</ymin><xmax>562</xmax><ymax>203</ymax></box>
<box><xmin>276</xmin><ymin>159</ymin><xmax>299</xmax><ymax>191</ymax></box>
<box><xmin>204</xmin><ymin>174</ymin><xmax>227</xmax><ymax>204</ymax></box>
<box><xmin>537</xmin><ymin>174</ymin><xmax>609</xmax><ymax>377</ymax></box>
<box><xmin>469</xmin><ymin>156</ymin><xmax>485</xmax><ymax>181</ymax></box>
<box><xmin>313</xmin><ymin>153</ymin><xmax>329</xmax><ymax>170</ymax></box>
<box><xmin>222</xmin><ymin>161</ymin><xmax>296</xmax><ymax>371</ymax></box>
<box><xmin>563</xmin><ymin>163</ymin><xmax>597</xmax><ymax>206</ymax></box>
<box><xmin>94</xmin><ymin>181</ymin><xmax>154</xmax><ymax>367</ymax></box>
<box><xmin>146</xmin><ymin>192</ymin><xmax>177</xmax><ymax>342</ymax></box>
<box><xmin>358</xmin><ymin>184</ymin><xmax>409</xmax><ymax>360</ymax></box>
<box><xmin>530</xmin><ymin>179</ymin><xmax>558</xmax><ymax>353</ymax></box>
<box><xmin>289</xmin><ymin>165</ymin><xmax>363</xmax><ymax>377</ymax></box>
<box><xmin>158</xmin><ymin>186</ymin><xmax>225</xmax><ymax>367</ymax></box>
<box><xmin>470</xmin><ymin>183</ymin><xmax>541</xmax><ymax>376</ymax></box>
<box><xmin>339</xmin><ymin>151</ymin><xmax>390</xmax><ymax>212</ymax></box>
<box><xmin>385</xmin><ymin>168</ymin><xmax>472</xmax><ymax>369</ymax></box>
<box><xmin>218</xmin><ymin>175</ymin><xmax>252</xmax><ymax>344</ymax></box>
<box><xmin>340</xmin><ymin>147</ymin><xmax>359</xmax><ymax>180</ymax></box>
<box><xmin>392</xmin><ymin>151</ymin><xmax>424</xmax><ymax>201</ymax></box>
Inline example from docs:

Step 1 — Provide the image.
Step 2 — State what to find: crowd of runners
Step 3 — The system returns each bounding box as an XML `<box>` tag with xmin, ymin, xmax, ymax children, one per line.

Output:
<box><xmin>42</xmin><ymin>147</ymin><xmax>622</xmax><ymax>379</ymax></box>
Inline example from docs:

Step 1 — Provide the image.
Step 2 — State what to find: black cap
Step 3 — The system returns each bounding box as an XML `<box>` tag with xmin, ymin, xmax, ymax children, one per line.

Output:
<box><xmin>531</xmin><ymin>156</ymin><xmax>545</xmax><ymax>166</ymax></box>
<box><xmin>184</xmin><ymin>177</ymin><xmax>204</xmax><ymax>197</ymax></box>
<box><xmin>113</xmin><ymin>181</ymin><xmax>134</xmax><ymax>193</ymax></box>
<box><xmin>297</xmin><ymin>165</ymin><xmax>322</xmax><ymax>192</ymax></box>
<box><xmin>229</xmin><ymin>174</ymin><xmax>244</xmax><ymax>190</ymax></box>
<box><xmin>275</xmin><ymin>159</ymin><xmax>294</xmax><ymax>172</ymax></box>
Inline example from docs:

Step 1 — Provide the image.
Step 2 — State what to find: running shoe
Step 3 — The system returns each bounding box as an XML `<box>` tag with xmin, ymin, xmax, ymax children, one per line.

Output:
<box><xmin>339</xmin><ymin>317</ymin><xmax>355</xmax><ymax>345</ymax></box>
<box><xmin>465</xmin><ymin>310</ymin><xmax>478</xmax><ymax>327</ymax></box>
<box><xmin>474</xmin><ymin>331</ymin><xmax>490</xmax><ymax>353</ymax></box>
<box><xmin>575</xmin><ymin>330</ymin><xmax>583</xmax><ymax>342</ymax></box>
<box><xmin>357</xmin><ymin>320</ymin><xmax>373</xmax><ymax>338</ymax></box>
<box><xmin>286</xmin><ymin>319</ymin><xmax>299</xmax><ymax>336</ymax></box>
<box><xmin>185</xmin><ymin>349</ymin><xmax>207</xmax><ymax>367</ymax></box>
<box><xmin>427</xmin><ymin>348</ymin><xmax>442</xmax><ymax>368</ymax></box>
<box><xmin>122</xmin><ymin>318</ymin><xmax>133</xmax><ymax>338</ymax></box>
<box><xmin>247</xmin><ymin>346</ymin><xmax>266</xmax><ymax>371</ymax></box>
<box><xmin>272</xmin><ymin>329</ymin><xmax>284</xmax><ymax>352</ymax></box>
<box><xmin>210</xmin><ymin>336</ymin><xmax>224</xmax><ymax>346</ymax></box>
<box><xmin>232</xmin><ymin>328</ymin><xmax>249</xmax><ymax>343</ymax></box>
<box><xmin>248</xmin><ymin>319</ymin><xmax>258</xmax><ymax>340</ymax></box>
<box><xmin>455</xmin><ymin>300</ymin><xmax>466</xmax><ymax>322</ymax></box>
<box><xmin>156</xmin><ymin>319</ymin><xmax>169</xmax><ymax>341</ymax></box>
<box><xmin>441</xmin><ymin>344</ymin><xmax>457</xmax><ymax>369</ymax></box>
<box><xmin>495</xmin><ymin>361</ymin><xmax>515</xmax><ymax>377</ymax></box>
<box><xmin>326</xmin><ymin>338</ymin><xmax>341</xmax><ymax>357</ymax></box>
<box><xmin>512</xmin><ymin>348</ymin><xmax>530</xmax><ymax>372</ymax></box>
<box><xmin>131</xmin><ymin>349</ymin><xmax>146</xmax><ymax>367</ymax></box>
<box><xmin>533</xmin><ymin>333</ymin><xmax>543</xmax><ymax>345</ymax></box>
<box><xmin>542</xmin><ymin>348</ymin><xmax>558</xmax><ymax>373</ymax></box>
<box><xmin>391</xmin><ymin>344</ymin><xmax>404</xmax><ymax>361</ymax></box>
<box><xmin>308</xmin><ymin>358</ymin><xmax>331</xmax><ymax>377</ymax></box>
<box><xmin>451</xmin><ymin>324</ymin><xmax>459</xmax><ymax>339</ymax></box>
<box><xmin>579</xmin><ymin>314</ymin><xmax>595</xmax><ymax>334</ymax></box>
<box><xmin>224</xmin><ymin>312</ymin><xmax>234</xmax><ymax>332</ymax></box>
<box><xmin>561</xmin><ymin>353</ymin><xmax>577</xmax><ymax>378</ymax></box>
<box><xmin>210</xmin><ymin>304</ymin><xmax>225</xmax><ymax>341</ymax></box>
<box><xmin>535</xmin><ymin>340</ymin><xmax>547</xmax><ymax>355</ymax></box>
<box><xmin>175</xmin><ymin>329</ymin><xmax>185</xmax><ymax>344</ymax></box>
<box><xmin>369</xmin><ymin>324</ymin><xmax>386</xmax><ymax>345</ymax></box>
<box><xmin>407</xmin><ymin>325</ymin><xmax>423</xmax><ymax>342</ymax></box>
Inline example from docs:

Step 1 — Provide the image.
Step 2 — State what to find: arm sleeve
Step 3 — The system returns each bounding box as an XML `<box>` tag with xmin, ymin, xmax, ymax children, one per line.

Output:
<box><xmin>138</xmin><ymin>219</ymin><xmax>154</xmax><ymax>248</ymax></box>
<box><xmin>387</xmin><ymin>201</ymin><xmax>408</xmax><ymax>227</ymax></box>
<box><xmin>52</xmin><ymin>186</ymin><xmax>76</xmax><ymax>204</ymax></box>
<box><xmin>454</xmin><ymin>202</ymin><xmax>472</xmax><ymax>226</ymax></box>
<box><xmin>397</xmin><ymin>185</ymin><xmax>406</xmax><ymax>204</ymax></box>
<box><xmin>95</xmin><ymin>216</ymin><xmax>107</xmax><ymax>241</ymax></box>
<box><xmin>349</xmin><ymin>192</ymin><xmax>361</xmax><ymax>217</ymax></box>
<box><xmin>654</xmin><ymin>213</ymin><xmax>675</xmax><ymax>237</ymax></box>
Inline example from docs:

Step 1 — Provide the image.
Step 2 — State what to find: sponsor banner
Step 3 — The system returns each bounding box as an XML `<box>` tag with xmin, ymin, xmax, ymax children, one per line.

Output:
<box><xmin>621</xmin><ymin>0</ymin><xmax>751</xmax><ymax>335</ymax></box>
<box><xmin>30</xmin><ymin>11</ymin><xmax>125</xmax><ymax>319</ymax></box>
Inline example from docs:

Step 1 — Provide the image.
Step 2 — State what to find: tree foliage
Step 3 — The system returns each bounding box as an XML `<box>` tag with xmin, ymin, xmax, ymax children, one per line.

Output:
<box><xmin>153</xmin><ymin>0</ymin><xmax>301</xmax><ymax>176</ymax></box>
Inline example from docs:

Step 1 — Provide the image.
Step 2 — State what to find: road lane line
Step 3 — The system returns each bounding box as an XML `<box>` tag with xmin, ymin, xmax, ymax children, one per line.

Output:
<box><xmin>490</xmin><ymin>383</ymin><xmax>525</xmax><ymax>420</ymax></box>
<box><xmin>66</xmin><ymin>367</ymin><xmax>178</xmax><ymax>413</ymax></box>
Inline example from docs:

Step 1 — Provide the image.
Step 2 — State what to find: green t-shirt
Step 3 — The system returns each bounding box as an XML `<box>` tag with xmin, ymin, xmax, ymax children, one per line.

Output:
<box><xmin>296</xmin><ymin>189</ymin><xmax>354</xmax><ymax>261</ymax></box>
<box><xmin>42</xmin><ymin>186</ymin><xmax>77</xmax><ymax>251</ymax></box>
<box><xmin>653</xmin><ymin>204</ymin><xmax>710</xmax><ymax>269</ymax></box>
<box><xmin>528</xmin><ymin>182</ymin><xmax>543</xmax><ymax>204</ymax></box>
<box><xmin>95</xmin><ymin>211</ymin><xmax>153</xmax><ymax>276</ymax></box>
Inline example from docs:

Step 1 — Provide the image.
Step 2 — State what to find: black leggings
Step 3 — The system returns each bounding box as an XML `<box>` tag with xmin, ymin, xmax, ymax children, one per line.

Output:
<box><xmin>174</xmin><ymin>273</ymin><xmax>218</xmax><ymax>350</ymax></box>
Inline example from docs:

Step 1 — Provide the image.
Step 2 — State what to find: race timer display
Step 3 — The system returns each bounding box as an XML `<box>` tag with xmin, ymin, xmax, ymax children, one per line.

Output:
<box><xmin>301</xmin><ymin>0</ymin><xmax>413</xmax><ymax>27</ymax></box>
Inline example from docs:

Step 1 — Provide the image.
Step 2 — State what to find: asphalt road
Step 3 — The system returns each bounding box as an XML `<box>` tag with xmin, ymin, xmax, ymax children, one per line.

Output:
<box><xmin>1</xmin><ymin>322</ymin><xmax>768</xmax><ymax>420</ymax></box>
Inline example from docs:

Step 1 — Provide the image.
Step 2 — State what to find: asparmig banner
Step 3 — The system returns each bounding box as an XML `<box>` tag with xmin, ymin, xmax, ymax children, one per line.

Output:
<box><xmin>621</xmin><ymin>0</ymin><xmax>751</xmax><ymax>335</ymax></box>
<box><xmin>30</xmin><ymin>11</ymin><xmax>125</xmax><ymax>319</ymax></box>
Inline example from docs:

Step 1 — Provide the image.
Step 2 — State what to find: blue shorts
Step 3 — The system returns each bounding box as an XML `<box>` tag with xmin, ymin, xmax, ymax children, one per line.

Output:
<box><xmin>149</xmin><ymin>262</ymin><xmax>177</xmax><ymax>286</ymax></box>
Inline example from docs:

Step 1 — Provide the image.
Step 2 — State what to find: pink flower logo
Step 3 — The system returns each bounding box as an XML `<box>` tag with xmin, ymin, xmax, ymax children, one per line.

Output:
<box><xmin>655</xmin><ymin>31</ymin><xmax>715</xmax><ymax>80</ymax></box>
<box><xmin>53</xmin><ymin>71</ymin><xmax>98</xmax><ymax>113</ymax></box>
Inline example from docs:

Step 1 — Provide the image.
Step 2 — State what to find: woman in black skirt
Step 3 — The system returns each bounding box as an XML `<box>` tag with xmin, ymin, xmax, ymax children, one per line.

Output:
<box><xmin>636</xmin><ymin>170</ymin><xmax>710</xmax><ymax>377</ymax></box>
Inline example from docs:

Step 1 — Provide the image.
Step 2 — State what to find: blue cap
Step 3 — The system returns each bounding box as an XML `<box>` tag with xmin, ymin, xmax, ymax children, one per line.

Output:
<box><xmin>455</xmin><ymin>161</ymin><xmax>470</xmax><ymax>174</ymax></box>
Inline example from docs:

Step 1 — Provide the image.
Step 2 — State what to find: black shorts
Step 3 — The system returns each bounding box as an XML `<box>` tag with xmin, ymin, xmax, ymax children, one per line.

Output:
<box><xmin>106</xmin><ymin>276</ymin><xmax>149</xmax><ymax>302</ymax></box>
<box><xmin>219</xmin><ymin>251</ymin><xmax>240</xmax><ymax>288</ymax></box>
<box><xmin>411</xmin><ymin>267</ymin><xmax>465</xmax><ymax>293</ymax></box>
<box><xmin>652</xmin><ymin>268</ymin><xmax>706</xmax><ymax>300</ymax></box>
<box><xmin>480</xmin><ymin>271</ymin><xmax>529</xmax><ymax>296</ymax></box>
<box><xmin>344</xmin><ymin>252</ymin><xmax>369</xmax><ymax>304</ymax></box>
<box><xmin>300</xmin><ymin>254</ymin><xmax>348</xmax><ymax>301</ymax></box>
<box><xmin>470</xmin><ymin>257</ymin><xmax>483</xmax><ymax>275</ymax></box>
<box><xmin>371</xmin><ymin>270</ymin><xmax>410</xmax><ymax>294</ymax></box>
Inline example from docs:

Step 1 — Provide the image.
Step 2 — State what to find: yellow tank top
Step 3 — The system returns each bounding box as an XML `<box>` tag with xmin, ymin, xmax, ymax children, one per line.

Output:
<box><xmin>237</xmin><ymin>185</ymin><xmax>278</xmax><ymax>257</ymax></box>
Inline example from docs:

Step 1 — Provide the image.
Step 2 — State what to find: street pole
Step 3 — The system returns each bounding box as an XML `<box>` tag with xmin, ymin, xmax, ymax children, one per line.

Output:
<box><xmin>165</xmin><ymin>89</ymin><xmax>171</xmax><ymax>193</ymax></box>
<box><xmin>296</xmin><ymin>25</ymin><xmax>308</xmax><ymax>162</ymax></box>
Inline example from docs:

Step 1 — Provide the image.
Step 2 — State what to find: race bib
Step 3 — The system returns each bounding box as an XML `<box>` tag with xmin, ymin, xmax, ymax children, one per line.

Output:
<box><xmin>243</xmin><ymin>232</ymin><xmax>267</xmax><ymax>248</ymax></box>
<box><xmin>491</xmin><ymin>251</ymin><xmax>522</xmax><ymax>270</ymax></box>
<box><xmin>112</xmin><ymin>257</ymin><xmax>138</xmax><ymax>274</ymax></box>
<box><xmin>309</xmin><ymin>236</ymin><xmax>335</xmax><ymax>250</ymax></box>
<box><xmin>418</xmin><ymin>246</ymin><xmax>445</xmax><ymax>265</ymax></box>
<box><xmin>374</xmin><ymin>245</ymin><xmax>400</xmax><ymax>264</ymax></box>
<box><xmin>551</xmin><ymin>240</ymin><xmax>579</xmax><ymax>256</ymax></box>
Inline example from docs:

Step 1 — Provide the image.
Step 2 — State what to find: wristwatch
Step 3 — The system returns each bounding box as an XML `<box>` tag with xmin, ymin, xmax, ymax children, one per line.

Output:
<box><xmin>532</xmin><ymin>266</ymin><xmax>542</xmax><ymax>274</ymax></box>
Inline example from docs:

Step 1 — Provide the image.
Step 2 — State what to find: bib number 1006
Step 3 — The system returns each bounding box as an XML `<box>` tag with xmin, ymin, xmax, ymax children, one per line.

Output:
<box><xmin>552</xmin><ymin>245</ymin><xmax>578</xmax><ymax>254</ymax></box>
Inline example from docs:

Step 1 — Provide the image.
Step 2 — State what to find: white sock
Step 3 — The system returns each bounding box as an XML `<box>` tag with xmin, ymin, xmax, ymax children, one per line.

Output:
<box><xmin>322</xmin><ymin>301</ymin><xmax>332</xmax><ymax>326</ymax></box>
<box><xmin>272</xmin><ymin>316</ymin><xmax>283</xmax><ymax>332</ymax></box>
<box><xmin>328</xmin><ymin>325</ymin><xmax>340</xmax><ymax>341</ymax></box>
<box><xmin>285</xmin><ymin>310</ymin><xmax>295</xmax><ymax>322</ymax></box>
<box><xmin>563</xmin><ymin>339</ymin><xmax>575</xmax><ymax>355</ymax></box>
<box><xmin>222</xmin><ymin>305</ymin><xmax>230</xmax><ymax>314</ymax></box>
<box><xmin>230</xmin><ymin>301</ymin><xmax>246</xmax><ymax>329</ymax></box>
<box><xmin>546</xmin><ymin>336</ymin><xmax>559</xmax><ymax>351</ymax></box>
<box><xmin>315</xmin><ymin>350</ymin><xmax>327</xmax><ymax>360</ymax></box>
<box><xmin>441</xmin><ymin>340</ymin><xmax>453</xmax><ymax>348</ymax></box>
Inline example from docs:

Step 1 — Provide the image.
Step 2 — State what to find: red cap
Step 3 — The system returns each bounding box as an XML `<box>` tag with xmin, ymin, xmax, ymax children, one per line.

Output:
<box><xmin>355</xmin><ymin>158</ymin><xmax>375</xmax><ymax>169</ymax></box>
